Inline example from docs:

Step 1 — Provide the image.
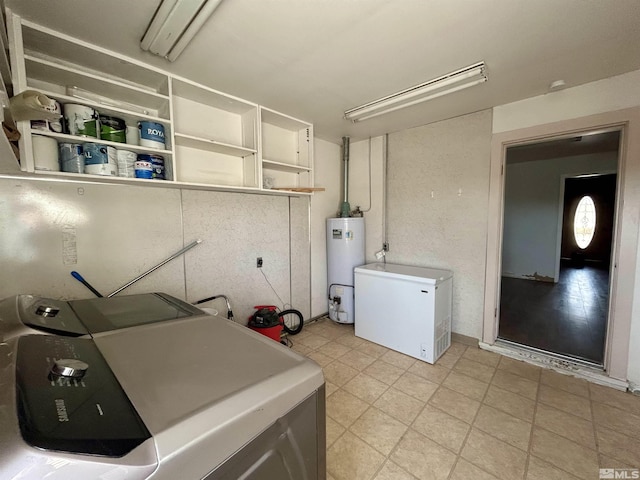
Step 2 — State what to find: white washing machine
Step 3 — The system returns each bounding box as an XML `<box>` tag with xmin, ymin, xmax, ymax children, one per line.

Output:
<box><xmin>0</xmin><ymin>293</ymin><xmax>325</xmax><ymax>479</ymax></box>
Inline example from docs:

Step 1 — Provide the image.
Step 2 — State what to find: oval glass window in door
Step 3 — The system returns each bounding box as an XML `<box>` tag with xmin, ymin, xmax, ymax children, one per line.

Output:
<box><xmin>574</xmin><ymin>195</ymin><xmax>596</xmax><ymax>249</ymax></box>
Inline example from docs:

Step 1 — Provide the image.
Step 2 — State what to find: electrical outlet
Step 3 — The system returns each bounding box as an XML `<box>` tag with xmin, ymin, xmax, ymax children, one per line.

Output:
<box><xmin>383</xmin><ymin>242</ymin><xmax>389</xmax><ymax>252</ymax></box>
<box><xmin>257</xmin><ymin>257</ymin><xmax>263</xmax><ymax>268</ymax></box>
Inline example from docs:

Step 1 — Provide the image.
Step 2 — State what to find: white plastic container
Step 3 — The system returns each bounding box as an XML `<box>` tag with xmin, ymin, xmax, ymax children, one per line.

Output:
<box><xmin>116</xmin><ymin>149</ymin><xmax>137</xmax><ymax>178</ymax></box>
<box><xmin>32</xmin><ymin>135</ymin><xmax>59</xmax><ymax>171</ymax></box>
<box><xmin>326</xmin><ymin>217</ymin><xmax>365</xmax><ymax>324</ymax></box>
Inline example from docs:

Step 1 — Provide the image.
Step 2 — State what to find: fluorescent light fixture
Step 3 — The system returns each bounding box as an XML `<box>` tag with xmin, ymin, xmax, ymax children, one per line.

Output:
<box><xmin>344</xmin><ymin>61</ymin><xmax>487</xmax><ymax>122</ymax></box>
<box><xmin>141</xmin><ymin>0</ymin><xmax>223</xmax><ymax>62</ymax></box>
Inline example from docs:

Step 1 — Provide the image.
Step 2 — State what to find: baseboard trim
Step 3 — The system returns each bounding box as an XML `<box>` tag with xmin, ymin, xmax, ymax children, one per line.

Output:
<box><xmin>307</xmin><ymin>313</ymin><xmax>329</xmax><ymax>323</ymax></box>
<box><xmin>452</xmin><ymin>332</ymin><xmax>479</xmax><ymax>347</ymax></box>
<box><xmin>480</xmin><ymin>340</ymin><xmax>628</xmax><ymax>391</ymax></box>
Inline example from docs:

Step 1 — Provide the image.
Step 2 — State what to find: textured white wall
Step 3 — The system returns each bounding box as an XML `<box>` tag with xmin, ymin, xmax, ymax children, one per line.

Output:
<box><xmin>384</xmin><ymin>110</ymin><xmax>493</xmax><ymax>338</ymax></box>
<box><xmin>310</xmin><ymin>138</ymin><xmax>341</xmax><ymax>317</ymax></box>
<box><xmin>0</xmin><ymin>177</ymin><xmax>310</xmax><ymax>325</ymax></box>
<box><xmin>503</xmin><ymin>153</ymin><xmax>618</xmax><ymax>280</ymax></box>
<box><xmin>348</xmin><ymin>137</ymin><xmax>386</xmax><ymax>263</ymax></box>
<box><xmin>0</xmin><ymin>178</ymin><xmax>186</xmax><ymax>300</ymax></box>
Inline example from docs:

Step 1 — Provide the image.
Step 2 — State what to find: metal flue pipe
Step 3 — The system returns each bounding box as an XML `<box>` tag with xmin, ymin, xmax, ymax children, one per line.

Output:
<box><xmin>340</xmin><ymin>136</ymin><xmax>351</xmax><ymax>217</ymax></box>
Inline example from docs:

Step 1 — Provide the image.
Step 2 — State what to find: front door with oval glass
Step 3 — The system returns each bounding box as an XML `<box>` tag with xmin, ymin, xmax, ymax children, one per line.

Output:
<box><xmin>574</xmin><ymin>195</ymin><xmax>596</xmax><ymax>249</ymax></box>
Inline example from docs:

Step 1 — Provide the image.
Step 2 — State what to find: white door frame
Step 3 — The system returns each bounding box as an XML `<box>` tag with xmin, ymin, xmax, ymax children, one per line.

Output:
<box><xmin>483</xmin><ymin>107</ymin><xmax>640</xmax><ymax>381</ymax></box>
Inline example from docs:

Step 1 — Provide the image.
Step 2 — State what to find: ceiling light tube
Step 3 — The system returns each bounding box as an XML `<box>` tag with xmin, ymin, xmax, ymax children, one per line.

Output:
<box><xmin>353</xmin><ymin>77</ymin><xmax>488</xmax><ymax>122</ymax></box>
<box><xmin>141</xmin><ymin>0</ymin><xmax>223</xmax><ymax>62</ymax></box>
<box><xmin>344</xmin><ymin>61</ymin><xmax>487</xmax><ymax>122</ymax></box>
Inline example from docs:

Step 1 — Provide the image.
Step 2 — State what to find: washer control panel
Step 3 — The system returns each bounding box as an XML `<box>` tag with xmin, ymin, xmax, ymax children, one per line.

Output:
<box><xmin>15</xmin><ymin>335</ymin><xmax>150</xmax><ymax>456</ymax></box>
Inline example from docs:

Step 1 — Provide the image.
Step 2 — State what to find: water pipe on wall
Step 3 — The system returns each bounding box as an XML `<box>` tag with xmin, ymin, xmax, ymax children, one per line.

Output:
<box><xmin>340</xmin><ymin>136</ymin><xmax>351</xmax><ymax>217</ymax></box>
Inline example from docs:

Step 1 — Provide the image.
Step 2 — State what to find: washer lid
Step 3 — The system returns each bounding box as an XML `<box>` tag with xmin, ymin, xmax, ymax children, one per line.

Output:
<box><xmin>95</xmin><ymin>315</ymin><xmax>323</xmax><ymax>478</ymax></box>
<box><xmin>69</xmin><ymin>293</ymin><xmax>204</xmax><ymax>334</ymax></box>
<box><xmin>93</xmin><ymin>315</ymin><xmax>315</xmax><ymax>435</ymax></box>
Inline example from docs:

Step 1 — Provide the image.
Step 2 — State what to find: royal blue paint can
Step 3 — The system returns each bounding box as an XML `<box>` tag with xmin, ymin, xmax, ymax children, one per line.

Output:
<box><xmin>138</xmin><ymin>121</ymin><xmax>165</xmax><ymax>150</ymax></box>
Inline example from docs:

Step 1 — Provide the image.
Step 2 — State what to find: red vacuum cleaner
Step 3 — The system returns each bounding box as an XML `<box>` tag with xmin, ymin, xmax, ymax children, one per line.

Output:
<box><xmin>248</xmin><ymin>305</ymin><xmax>283</xmax><ymax>342</ymax></box>
<box><xmin>248</xmin><ymin>305</ymin><xmax>304</xmax><ymax>342</ymax></box>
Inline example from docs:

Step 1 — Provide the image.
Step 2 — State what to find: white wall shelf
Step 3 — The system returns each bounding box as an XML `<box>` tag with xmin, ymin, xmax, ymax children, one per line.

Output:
<box><xmin>262</xmin><ymin>158</ymin><xmax>312</xmax><ymax>174</ymax></box>
<box><xmin>24</xmin><ymin>55</ymin><xmax>170</xmax><ymax>113</ymax></box>
<box><xmin>36</xmin><ymin>89</ymin><xmax>170</xmax><ymax>124</ymax></box>
<box><xmin>174</xmin><ymin>133</ymin><xmax>256</xmax><ymax>157</ymax></box>
<box><xmin>30</xmin><ymin>129</ymin><xmax>173</xmax><ymax>156</ymax></box>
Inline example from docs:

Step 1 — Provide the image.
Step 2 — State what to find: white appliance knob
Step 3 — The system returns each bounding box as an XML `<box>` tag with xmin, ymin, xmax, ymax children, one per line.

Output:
<box><xmin>51</xmin><ymin>359</ymin><xmax>89</xmax><ymax>379</ymax></box>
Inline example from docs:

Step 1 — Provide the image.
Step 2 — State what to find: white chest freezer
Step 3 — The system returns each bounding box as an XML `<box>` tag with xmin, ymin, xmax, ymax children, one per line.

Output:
<box><xmin>354</xmin><ymin>263</ymin><xmax>453</xmax><ymax>364</ymax></box>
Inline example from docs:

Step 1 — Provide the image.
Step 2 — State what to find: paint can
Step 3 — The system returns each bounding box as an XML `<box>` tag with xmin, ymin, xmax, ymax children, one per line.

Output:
<box><xmin>152</xmin><ymin>156</ymin><xmax>165</xmax><ymax>180</ymax></box>
<box><xmin>116</xmin><ymin>149</ymin><xmax>137</xmax><ymax>178</ymax></box>
<box><xmin>138</xmin><ymin>121</ymin><xmax>165</xmax><ymax>149</ymax></box>
<box><xmin>32</xmin><ymin>135</ymin><xmax>60</xmax><ymax>171</ymax></box>
<box><xmin>136</xmin><ymin>153</ymin><xmax>165</xmax><ymax>180</ymax></box>
<box><xmin>65</xmin><ymin>104</ymin><xmax>99</xmax><ymax>138</ymax></box>
<box><xmin>59</xmin><ymin>142</ymin><xmax>84</xmax><ymax>173</ymax></box>
<box><xmin>83</xmin><ymin>143</ymin><xmax>118</xmax><ymax>176</ymax></box>
<box><xmin>31</xmin><ymin>100</ymin><xmax>64</xmax><ymax>133</ymax></box>
<box><xmin>134</xmin><ymin>157</ymin><xmax>154</xmax><ymax>179</ymax></box>
<box><xmin>99</xmin><ymin>115</ymin><xmax>126</xmax><ymax>143</ymax></box>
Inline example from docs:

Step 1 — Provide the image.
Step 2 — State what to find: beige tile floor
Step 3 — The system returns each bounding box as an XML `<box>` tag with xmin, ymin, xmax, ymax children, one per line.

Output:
<box><xmin>291</xmin><ymin>318</ymin><xmax>640</xmax><ymax>480</ymax></box>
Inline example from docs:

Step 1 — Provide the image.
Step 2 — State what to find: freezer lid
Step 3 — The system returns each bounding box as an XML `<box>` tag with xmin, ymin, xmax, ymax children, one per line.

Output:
<box><xmin>354</xmin><ymin>263</ymin><xmax>452</xmax><ymax>284</ymax></box>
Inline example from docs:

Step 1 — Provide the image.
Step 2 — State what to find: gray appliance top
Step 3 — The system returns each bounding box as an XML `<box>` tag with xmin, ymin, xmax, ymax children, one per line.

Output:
<box><xmin>94</xmin><ymin>315</ymin><xmax>323</xmax><ymax>478</ymax></box>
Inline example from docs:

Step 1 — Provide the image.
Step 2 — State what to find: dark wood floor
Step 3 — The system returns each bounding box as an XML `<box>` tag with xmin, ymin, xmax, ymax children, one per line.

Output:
<box><xmin>498</xmin><ymin>262</ymin><xmax>610</xmax><ymax>364</ymax></box>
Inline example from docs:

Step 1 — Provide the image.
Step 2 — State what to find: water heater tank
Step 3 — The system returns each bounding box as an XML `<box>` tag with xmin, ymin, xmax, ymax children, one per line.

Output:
<box><xmin>326</xmin><ymin>217</ymin><xmax>365</xmax><ymax>324</ymax></box>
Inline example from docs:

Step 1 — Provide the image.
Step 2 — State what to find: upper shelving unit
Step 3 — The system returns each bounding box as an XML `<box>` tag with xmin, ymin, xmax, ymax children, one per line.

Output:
<box><xmin>21</xmin><ymin>21</ymin><xmax>169</xmax><ymax>94</ymax></box>
<box><xmin>24</xmin><ymin>54</ymin><xmax>170</xmax><ymax>114</ymax></box>
<box><xmin>5</xmin><ymin>12</ymin><xmax>315</xmax><ymax>196</ymax></box>
<box><xmin>260</xmin><ymin>107</ymin><xmax>313</xmax><ymax>192</ymax></box>
<box><xmin>171</xmin><ymin>77</ymin><xmax>259</xmax><ymax>188</ymax></box>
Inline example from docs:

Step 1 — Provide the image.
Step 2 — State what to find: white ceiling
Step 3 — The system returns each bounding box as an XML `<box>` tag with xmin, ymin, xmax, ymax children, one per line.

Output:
<box><xmin>6</xmin><ymin>0</ymin><xmax>640</xmax><ymax>144</ymax></box>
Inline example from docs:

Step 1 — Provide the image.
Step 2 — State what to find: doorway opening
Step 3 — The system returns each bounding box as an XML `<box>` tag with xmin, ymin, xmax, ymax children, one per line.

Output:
<box><xmin>497</xmin><ymin>130</ymin><xmax>620</xmax><ymax>365</ymax></box>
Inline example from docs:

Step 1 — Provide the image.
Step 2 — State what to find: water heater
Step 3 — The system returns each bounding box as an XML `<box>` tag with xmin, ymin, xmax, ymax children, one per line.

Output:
<box><xmin>326</xmin><ymin>217</ymin><xmax>365</xmax><ymax>324</ymax></box>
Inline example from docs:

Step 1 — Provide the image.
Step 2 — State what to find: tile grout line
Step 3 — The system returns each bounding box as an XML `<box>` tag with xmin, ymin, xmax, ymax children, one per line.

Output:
<box><xmin>444</xmin><ymin>352</ymin><xmax>503</xmax><ymax>480</ymax></box>
<box><xmin>341</xmin><ymin>351</ymin><xmax>411</xmax><ymax>480</ymax></box>
<box><xmin>522</xmin><ymin>362</ymin><xmax>542</xmax><ymax>480</ymax></box>
<box><xmin>589</xmin><ymin>382</ymin><xmax>604</xmax><ymax>468</ymax></box>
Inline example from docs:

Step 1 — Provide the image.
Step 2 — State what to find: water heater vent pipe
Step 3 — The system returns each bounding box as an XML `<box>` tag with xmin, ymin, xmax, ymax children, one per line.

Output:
<box><xmin>340</xmin><ymin>136</ymin><xmax>351</xmax><ymax>217</ymax></box>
